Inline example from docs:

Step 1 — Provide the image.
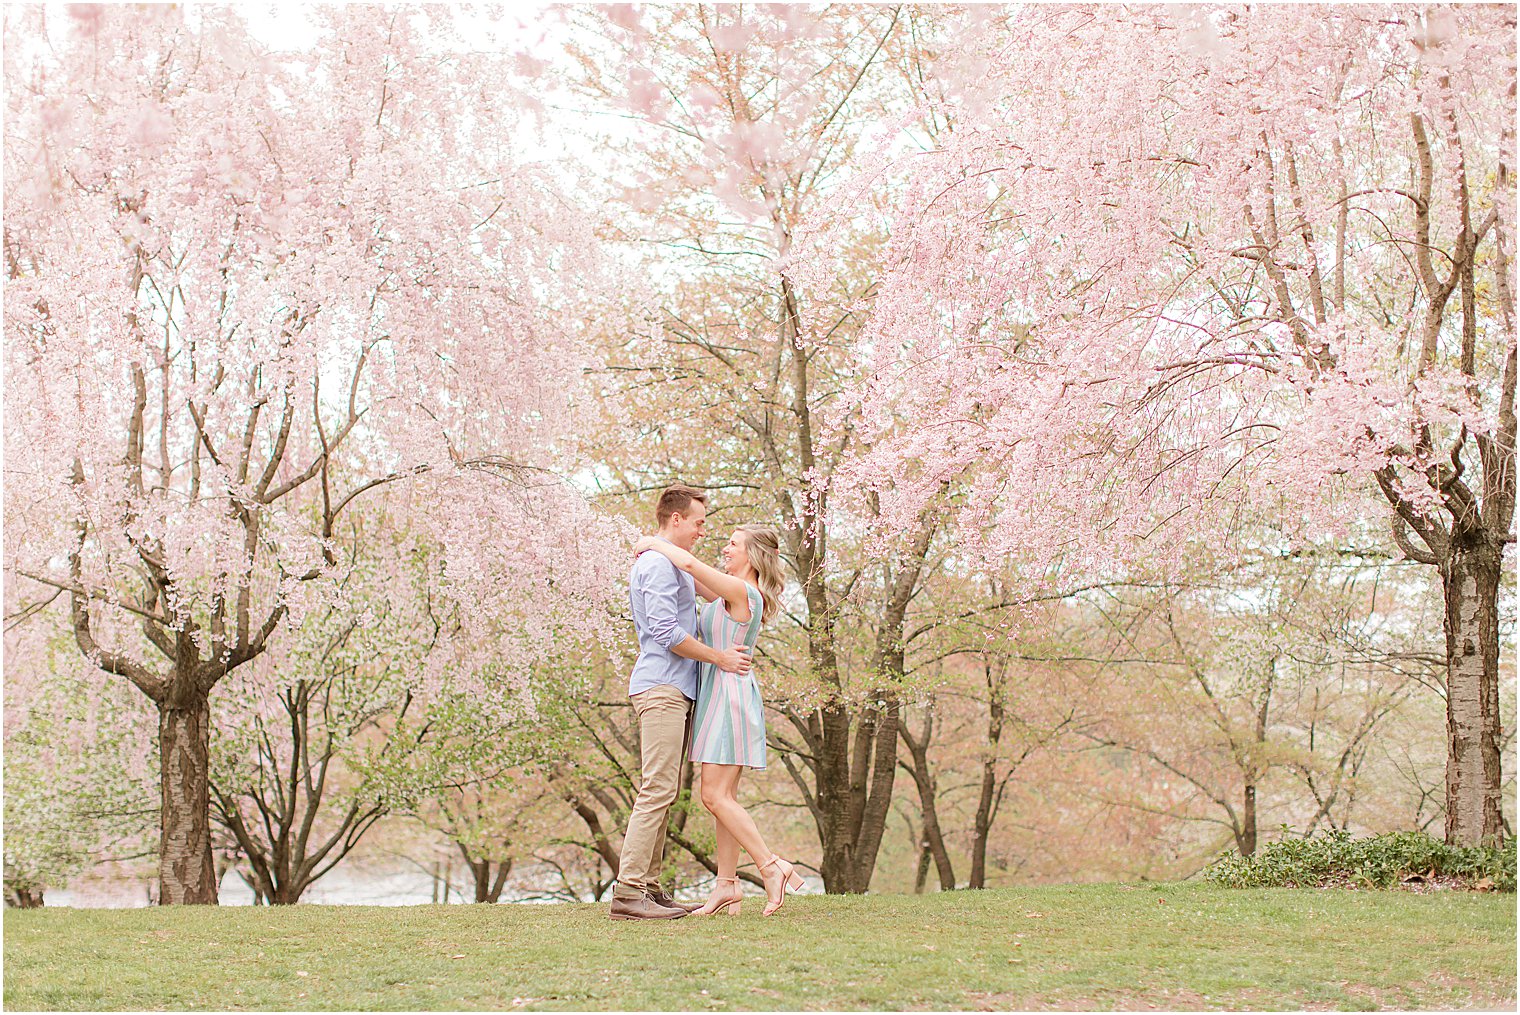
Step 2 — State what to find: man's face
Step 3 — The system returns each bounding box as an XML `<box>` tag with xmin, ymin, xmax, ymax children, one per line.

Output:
<box><xmin>667</xmin><ymin>500</ymin><xmax>707</xmax><ymax>551</ymax></box>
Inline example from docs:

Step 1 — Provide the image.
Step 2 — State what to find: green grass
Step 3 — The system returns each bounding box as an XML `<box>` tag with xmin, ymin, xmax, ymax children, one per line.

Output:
<box><xmin>5</xmin><ymin>883</ymin><xmax>1515</xmax><ymax>1011</ymax></box>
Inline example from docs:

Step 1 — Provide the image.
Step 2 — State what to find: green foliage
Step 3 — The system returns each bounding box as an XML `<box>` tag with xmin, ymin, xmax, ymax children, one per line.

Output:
<box><xmin>4</xmin><ymin>632</ymin><xmax>158</xmax><ymax>903</ymax></box>
<box><xmin>1205</xmin><ymin>829</ymin><xmax>1516</xmax><ymax>892</ymax></box>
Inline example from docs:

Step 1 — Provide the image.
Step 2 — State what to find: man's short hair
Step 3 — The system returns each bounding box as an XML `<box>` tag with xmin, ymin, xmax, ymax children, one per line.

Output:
<box><xmin>655</xmin><ymin>484</ymin><xmax>709</xmax><ymax>526</ymax></box>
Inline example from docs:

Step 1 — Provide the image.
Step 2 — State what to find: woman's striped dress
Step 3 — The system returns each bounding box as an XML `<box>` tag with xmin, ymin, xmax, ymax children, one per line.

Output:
<box><xmin>689</xmin><ymin>583</ymin><xmax>766</xmax><ymax>769</ymax></box>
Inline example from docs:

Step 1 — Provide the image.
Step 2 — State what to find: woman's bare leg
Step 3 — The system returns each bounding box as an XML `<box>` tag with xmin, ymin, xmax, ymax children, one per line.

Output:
<box><xmin>700</xmin><ymin>763</ymin><xmax>774</xmax><ymax>867</ymax></box>
<box><xmin>714</xmin><ymin>818</ymin><xmax>740</xmax><ymax>878</ymax></box>
<box><xmin>701</xmin><ymin>763</ymin><xmax>797</xmax><ymax>913</ymax></box>
<box><xmin>701</xmin><ymin>764</ymin><xmax>798</xmax><ymax>912</ymax></box>
<box><xmin>692</xmin><ymin>766</ymin><xmax>745</xmax><ymax>914</ymax></box>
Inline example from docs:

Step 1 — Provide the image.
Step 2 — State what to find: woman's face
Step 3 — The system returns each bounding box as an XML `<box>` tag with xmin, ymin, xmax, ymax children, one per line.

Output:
<box><xmin>719</xmin><ymin>530</ymin><xmax>750</xmax><ymax>576</ymax></box>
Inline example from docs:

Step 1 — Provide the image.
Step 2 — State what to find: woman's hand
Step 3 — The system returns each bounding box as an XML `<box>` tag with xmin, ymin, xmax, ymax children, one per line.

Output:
<box><xmin>633</xmin><ymin>536</ymin><xmax>698</xmax><ymax>571</ymax></box>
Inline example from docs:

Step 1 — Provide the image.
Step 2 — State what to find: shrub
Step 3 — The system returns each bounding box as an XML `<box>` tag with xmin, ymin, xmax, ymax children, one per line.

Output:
<box><xmin>1204</xmin><ymin>829</ymin><xmax>1516</xmax><ymax>892</ymax></box>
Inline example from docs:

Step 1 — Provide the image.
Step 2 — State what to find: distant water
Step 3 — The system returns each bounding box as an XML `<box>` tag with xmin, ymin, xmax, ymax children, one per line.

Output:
<box><xmin>46</xmin><ymin>864</ymin><xmax>820</xmax><ymax>908</ymax></box>
<box><xmin>48</xmin><ymin>864</ymin><xmax>572</xmax><ymax>908</ymax></box>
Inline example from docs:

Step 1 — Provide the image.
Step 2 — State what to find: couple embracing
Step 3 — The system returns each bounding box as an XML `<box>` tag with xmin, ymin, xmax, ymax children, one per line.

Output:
<box><xmin>609</xmin><ymin>484</ymin><xmax>805</xmax><ymax>921</ymax></box>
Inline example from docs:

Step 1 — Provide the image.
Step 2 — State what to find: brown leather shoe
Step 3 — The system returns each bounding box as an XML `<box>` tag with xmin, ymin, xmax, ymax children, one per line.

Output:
<box><xmin>651</xmin><ymin>889</ymin><xmax>702</xmax><ymax>914</ymax></box>
<box><xmin>609</xmin><ymin>893</ymin><xmax>688</xmax><ymax>921</ymax></box>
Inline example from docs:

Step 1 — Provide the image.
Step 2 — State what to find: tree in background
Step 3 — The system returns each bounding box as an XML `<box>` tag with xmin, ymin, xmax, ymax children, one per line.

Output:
<box><xmin>873</xmin><ymin>549</ymin><xmax>1096</xmax><ymax>893</ymax></box>
<box><xmin>563</xmin><ymin>3</ymin><xmax>963</xmax><ymax>893</ymax></box>
<box><xmin>371</xmin><ymin>641</ymin><xmax>598</xmax><ymax>905</ymax></box>
<box><xmin>795</xmin><ymin>5</ymin><xmax>1515</xmax><ymax>845</ymax></box>
<box><xmin>4</xmin><ymin>6</ymin><xmax>622</xmax><ymax>902</ymax></box>
<box><xmin>208</xmin><ymin>505</ymin><xmax>439</xmax><ymax>905</ymax></box>
<box><xmin>1079</xmin><ymin>552</ymin><xmax>1433</xmax><ymax>861</ymax></box>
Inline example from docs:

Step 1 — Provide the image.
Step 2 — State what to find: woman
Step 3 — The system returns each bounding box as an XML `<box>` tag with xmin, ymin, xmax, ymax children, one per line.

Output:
<box><xmin>633</xmin><ymin>525</ymin><xmax>804</xmax><ymax>916</ymax></box>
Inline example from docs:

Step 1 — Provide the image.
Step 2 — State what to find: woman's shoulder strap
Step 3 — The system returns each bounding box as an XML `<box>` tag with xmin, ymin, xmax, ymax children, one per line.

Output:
<box><xmin>744</xmin><ymin>583</ymin><xmax>764</xmax><ymax>631</ymax></box>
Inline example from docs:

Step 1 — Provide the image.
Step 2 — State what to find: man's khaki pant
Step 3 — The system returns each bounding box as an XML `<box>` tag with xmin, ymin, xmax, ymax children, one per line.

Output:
<box><xmin>613</xmin><ymin>684</ymin><xmax>692</xmax><ymax>900</ymax></box>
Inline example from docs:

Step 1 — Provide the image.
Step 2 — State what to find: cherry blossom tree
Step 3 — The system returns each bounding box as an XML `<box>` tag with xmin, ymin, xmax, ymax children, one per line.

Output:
<box><xmin>794</xmin><ymin>4</ymin><xmax>1515</xmax><ymax>846</ymax></box>
<box><xmin>4</xmin><ymin>6</ymin><xmax>623</xmax><ymax>902</ymax></box>
<box><xmin>562</xmin><ymin>1</ymin><xmax>958</xmax><ymax>893</ymax></box>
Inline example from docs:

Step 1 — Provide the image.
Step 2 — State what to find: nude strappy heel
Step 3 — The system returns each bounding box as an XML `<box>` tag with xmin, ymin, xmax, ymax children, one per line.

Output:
<box><xmin>758</xmin><ymin>856</ymin><xmax>804</xmax><ymax>916</ymax></box>
<box><xmin>693</xmin><ymin>876</ymin><xmax>742</xmax><ymax>916</ymax></box>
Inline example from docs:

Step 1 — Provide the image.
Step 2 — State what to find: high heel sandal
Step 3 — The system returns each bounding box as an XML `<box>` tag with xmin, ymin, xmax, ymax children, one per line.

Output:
<box><xmin>758</xmin><ymin>856</ymin><xmax>805</xmax><ymax>916</ymax></box>
<box><xmin>693</xmin><ymin>877</ymin><xmax>742</xmax><ymax>916</ymax></box>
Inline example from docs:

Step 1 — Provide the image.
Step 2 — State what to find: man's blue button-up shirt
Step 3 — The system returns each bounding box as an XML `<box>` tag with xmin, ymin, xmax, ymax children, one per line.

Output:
<box><xmin>627</xmin><ymin>543</ymin><xmax>699</xmax><ymax>700</ymax></box>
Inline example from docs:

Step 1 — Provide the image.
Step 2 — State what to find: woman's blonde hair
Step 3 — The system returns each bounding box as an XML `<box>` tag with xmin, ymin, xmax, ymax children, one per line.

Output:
<box><xmin>736</xmin><ymin>525</ymin><xmax>784</xmax><ymax>625</ymax></box>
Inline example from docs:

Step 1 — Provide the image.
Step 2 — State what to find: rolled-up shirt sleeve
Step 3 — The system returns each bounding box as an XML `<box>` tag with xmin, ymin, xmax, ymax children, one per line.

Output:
<box><xmin>637</xmin><ymin>557</ymin><xmax>693</xmax><ymax>650</ymax></box>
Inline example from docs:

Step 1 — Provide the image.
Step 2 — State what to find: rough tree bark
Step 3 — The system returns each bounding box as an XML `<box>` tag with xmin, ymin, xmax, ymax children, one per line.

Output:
<box><xmin>1440</xmin><ymin>536</ymin><xmax>1507</xmax><ymax>844</ymax></box>
<box><xmin>158</xmin><ymin>695</ymin><xmax>218</xmax><ymax>904</ymax></box>
<box><xmin>1384</xmin><ymin>104</ymin><xmax>1512</xmax><ymax>847</ymax></box>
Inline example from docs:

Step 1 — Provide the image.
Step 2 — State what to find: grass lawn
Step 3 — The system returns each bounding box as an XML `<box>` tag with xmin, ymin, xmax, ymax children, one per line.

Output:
<box><xmin>4</xmin><ymin>883</ymin><xmax>1515</xmax><ymax>1011</ymax></box>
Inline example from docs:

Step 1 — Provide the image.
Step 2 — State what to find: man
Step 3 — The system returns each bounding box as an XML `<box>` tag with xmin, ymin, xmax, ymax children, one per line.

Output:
<box><xmin>610</xmin><ymin>484</ymin><xmax>754</xmax><ymax>921</ymax></box>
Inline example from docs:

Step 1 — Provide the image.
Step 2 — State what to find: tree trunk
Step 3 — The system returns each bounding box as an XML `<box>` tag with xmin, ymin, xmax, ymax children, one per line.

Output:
<box><xmin>803</xmin><ymin>505</ymin><xmax>936</xmax><ymax>894</ymax></box>
<box><xmin>900</xmin><ymin>708</ymin><xmax>956</xmax><ymax>891</ymax></box>
<box><xmin>813</xmin><ymin>692</ymin><xmax>901</xmax><ymax>893</ymax></box>
<box><xmin>791</xmin><ymin>495</ymin><xmax>883</xmax><ymax>894</ymax></box>
<box><xmin>1239</xmin><ymin>783</ymin><xmax>1258</xmax><ymax>857</ymax></box>
<box><xmin>969</xmin><ymin>764</ymin><xmax>994</xmax><ymax>890</ymax></box>
<box><xmin>236</xmin><ymin>870</ymin><xmax>268</xmax><ymax>905</ymax></box>
<box><xmin>1236</xmin><ymin>669</ymin><xmax>1271</xmax><ymax>858</ymax></box>
<box><xmin>430</xmin><ymin>859</ymin><xmax>455</xmax><ymax>903</ymax></box>
<box><xmin>455</xmin><ymin>839</ymin><xmax>513</xmax><ymax>903</ymax></box>
<box><xmin>970</xmin><ymin>655</ymin><xmax>1007</xmax><ymax>889</ymax></box>
<box><xmin>269</xmin><ymin>881</ymin><xmax>307</xmax><ymax>905</ymax></box>
<box><xmin>6</xmin><ymin>886</ymin><xmax>45</xmax><ymax>908</ymax></box>
<box><xmin>463</xmin><ymin>851</ymin><xmax>512</xmax><ymax>904</ymax></box>
<box><xmin>914</xmin><ymin>844</ymin><xmax>932</xmax><ymax>894</ymax></box>
<box><xmin>1441</xmin><ymin>537</ymin><xmax>1505</xmax><ymax>846</ymax></box>
<box><xmin>1235</xmin><ymin>655</ymin><xmax>1275</xmax><ymax>858</ymax></box>
<box><xmin>158</xmin><ymin>694</ymin><xmax>218</xmax><ymax>904</ymax></box>
<box><xmin>564</xmin><ymin>789</ymin><xmax>625</xmax><ymax>877</ymax></box>
<box><xmin>915</xmin><ymin>772</ymin><xmax>955</xmax><ymax>891</ymax></box>
<box><xmin>815</xmin><ymin>704</ymin><xmax>860</xmax><ymax>892</ymax></box>
<box><xmin>211</xmin><ymin>671</ymin><xmax>391</xmax><ymax>908</ymax></box>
